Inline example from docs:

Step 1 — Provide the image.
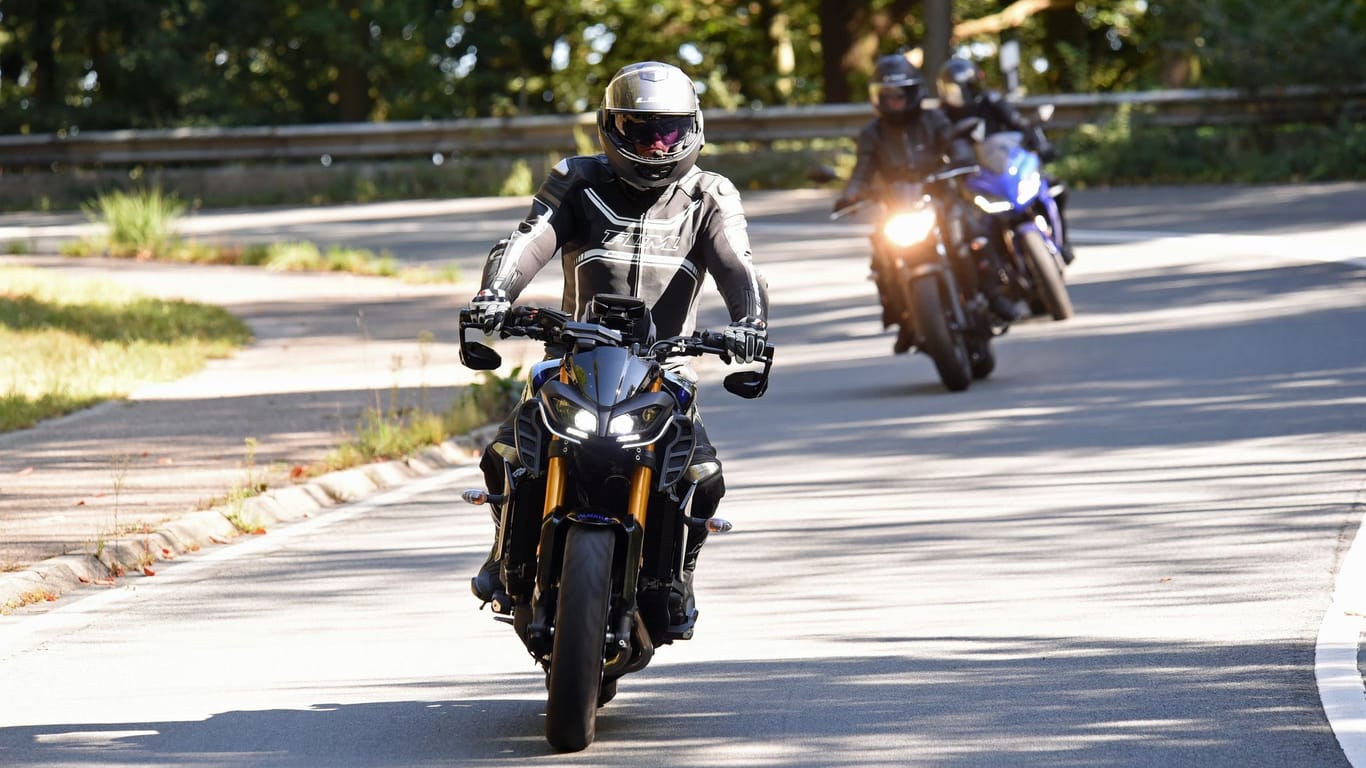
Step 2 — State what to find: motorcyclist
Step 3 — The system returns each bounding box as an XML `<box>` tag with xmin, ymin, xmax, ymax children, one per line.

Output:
<box><xmin>466</xmin><ymin>60</ymin><xmax>769</xmax><ymax>627</ymax></box>
<box><xmin>936</xmin><ymin>57</ymin><xmax>1075</xmax><ymax>265</ymax></box>
<box><xmin>833</xmin><ymin>53</ymin><xmax>1004</xmax><ymax>353</ymax></box>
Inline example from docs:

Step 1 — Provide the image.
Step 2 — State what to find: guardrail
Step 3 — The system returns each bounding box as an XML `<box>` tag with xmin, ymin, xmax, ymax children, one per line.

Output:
<box><xmin>0</xmin><ymin>85</ymin><xmax>1361</xmax><ymax>170</ymax></box>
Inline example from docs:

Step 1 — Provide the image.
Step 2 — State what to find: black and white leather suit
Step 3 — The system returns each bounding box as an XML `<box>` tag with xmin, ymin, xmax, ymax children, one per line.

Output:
<box><xmin>476</xmin><ymin>153</ymin><xmax>769</xmax><ymax>573</ymax></box>
<box><xmin>480</xmin><ymin>154</ymin><xmax>768</xmax><ymax>338</ymax></box>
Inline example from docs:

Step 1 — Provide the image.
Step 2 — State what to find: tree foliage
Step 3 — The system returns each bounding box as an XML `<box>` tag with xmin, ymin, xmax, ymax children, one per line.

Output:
<box><xmin>1</xmin><ymin>0</ymin><xmax>1361</xmax><ymax>134</ymax></box>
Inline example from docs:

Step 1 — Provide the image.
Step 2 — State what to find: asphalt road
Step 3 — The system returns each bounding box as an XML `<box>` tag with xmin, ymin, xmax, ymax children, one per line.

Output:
<box><xmin>1</xmin><ymin>183</ymin><xmax>1365</xmax><ymax>765</ymax></box>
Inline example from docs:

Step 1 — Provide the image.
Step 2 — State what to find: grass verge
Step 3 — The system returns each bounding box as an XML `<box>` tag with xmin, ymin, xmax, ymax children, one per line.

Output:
<box><xmin>61</xmin><ymin>187</ymin><xmax>461</xmax><ymax>284</ymax></box>
<box><xmin>0</xmin><ymin>266</ymin><xmax>254</xmax><ymax>432</ymax></box>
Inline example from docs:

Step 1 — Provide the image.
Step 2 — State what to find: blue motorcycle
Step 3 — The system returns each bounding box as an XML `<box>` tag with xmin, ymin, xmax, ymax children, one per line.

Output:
<box><xmin>963</xmin><ymin>130</ymin><xmax>1074</xmax><ymax>320</ymax></box>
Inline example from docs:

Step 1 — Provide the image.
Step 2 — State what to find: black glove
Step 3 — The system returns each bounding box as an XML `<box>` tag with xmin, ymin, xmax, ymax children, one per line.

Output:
<box><xmin>468</xmin><ymin>288</ymin><xmax>511</xmax><ymax>333</ymax></box>
<box><xmin>832</xmin><ymin>194</ymin><xmax>858</xmax><ymax>214</ymax></box>
<box><xmin>722</xmin><ymin>317</ymin><xmax>767</xmax><ymax>364</ymax></box>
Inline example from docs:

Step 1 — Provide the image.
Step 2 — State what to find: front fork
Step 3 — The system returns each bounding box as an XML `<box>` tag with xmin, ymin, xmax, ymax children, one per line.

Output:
<box><xmin>528</xmin><ymin>379</ymin><xmax>662</xmax><ymax>668</ymax></box>
<box><xmin>901</xmin><ymin>246</ymin><xmax>969</xmax><ymax>338</ymax></box>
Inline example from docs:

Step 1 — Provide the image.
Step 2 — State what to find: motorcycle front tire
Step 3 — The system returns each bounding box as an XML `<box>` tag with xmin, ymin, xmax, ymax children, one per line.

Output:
<box><xmin>1021</xmin><ymin>229</ymin><xmax>1074</xmax><ymax>320</ymax></box>
<box><xmin>908</xmin><ymin>276</ymin><xmax>972</xmax><ymax>392</ymax></box>
<box><xmin>544</xmin><ymin>524</ymin><xmax>615</xmax><ymax>752</ymax></box>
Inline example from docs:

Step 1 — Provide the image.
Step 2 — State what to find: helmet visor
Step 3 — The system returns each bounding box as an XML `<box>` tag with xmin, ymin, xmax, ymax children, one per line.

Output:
<box><xmin>871</xmin><ymin>83</ymin><xmax>922</xmax><ymax>112</ymax></box>
<box><xmin>939</xmin><ymin>82</ymin><xmax>965</xmax><ymax>108</ymax></box>
<box><xmin>610</xmin><ymin>113</ymin><xmax>696</xmax><ymax>156</ymax></box>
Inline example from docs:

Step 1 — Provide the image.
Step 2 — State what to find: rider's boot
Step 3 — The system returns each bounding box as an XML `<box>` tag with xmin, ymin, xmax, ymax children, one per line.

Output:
<box><xmin>977</xmin><ymin>253</ymin><xmax>1020</xmax><ymax>322</ymax></box>
<box><xmin>669</xmin><ymin>535</ymin><xmax>704</xmax><ymax>626</ymax></box>
<box><xmin>472</xmin><ymin>442</ymin><xmax>510</xmax><ymax>605</ymax></box>
<box><xmin>987</xmin><ymin>290</ymin><xmax>1020</xmax><ymax>322</ymax></box>
<box><xmin>670</xmin><ymin>472</ymin><xmax>723</xmax><ymax>627</ymax></box>
<box><xmin>893</xmin><ymin>322</ymin><xmax>916</xmax><ymax>355</ymax></box>
<box><xmin>470</xmin><ymin>531</ymin><xmax>504</xmax><ymax>603</ymax></box>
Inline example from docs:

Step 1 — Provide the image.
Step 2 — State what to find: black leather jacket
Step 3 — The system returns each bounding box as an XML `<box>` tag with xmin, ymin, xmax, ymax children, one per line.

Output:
<box><xmin>942</xmin><ymin>91</ymin><xmax>1053</xmax><ymax>159</ymax></box>
<box><xmin>842</xmin><ymin>109</ymin><xmax>959</xmax><ymax>204</ymax></box>
<box><xmin>480</xmin><ymin>155</ymin><xmax>769</xmax><ymax>339</ymax></box>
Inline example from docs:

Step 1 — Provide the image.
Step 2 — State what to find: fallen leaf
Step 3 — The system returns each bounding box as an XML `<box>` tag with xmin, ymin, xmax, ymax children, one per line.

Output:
<box><xmin>78</xmin><ymin>575</ymin><xmax>91</xmax><ymax>584</ymax></box>
<box><xmin>1159</xmin><ymin>577</ymin><xmax>1173</xmax><ymax>583</ymax></box>
<box><xmin>142</xmin><ymin>567</ymin><xmax>156</xmax><ymax>576</ymax></box>
<box><xmin>209</xmin><ymin>536</ymin><xmax>228</xmax><ymax>545</ymax></box>
<box><xmin>76</xmin><ymin>500</ymin><xmax>86</xmax><ymax>506</ymax></box>
<box><xmin>17</xmin><ymin>466</ymin><xmax>34</xmax><ymax>476</ymax></box>
<box><xmin>290</xmin><ymin>465</ymin><xmax>307</xmax><ymax>480</ymax></box>
<box><xmin>252</xmin><ymin>527</ymin><xmax>267</xmax><ymax>535</ymax></box>
<box><xmin>44</xmin><ymin>593</ymin><xmax>57</xmax><ymax>602</ymax></box>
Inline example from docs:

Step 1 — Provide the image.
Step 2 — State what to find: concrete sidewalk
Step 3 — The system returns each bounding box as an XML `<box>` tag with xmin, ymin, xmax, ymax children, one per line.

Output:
<box><xmin>0</xmin><ymin>254</ymin><xmax>525</xmax><ymax>613</ymax></box>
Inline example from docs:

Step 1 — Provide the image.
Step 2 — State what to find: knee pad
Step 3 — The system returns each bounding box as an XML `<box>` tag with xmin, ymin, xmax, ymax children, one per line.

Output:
<box><xmin>691</xmin><ymin>472</ymin><xmax>726</xmax><ymax>520</ymax></box>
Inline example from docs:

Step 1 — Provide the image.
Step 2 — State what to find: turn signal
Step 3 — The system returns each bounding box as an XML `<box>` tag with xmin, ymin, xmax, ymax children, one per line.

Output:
<box><xmin>462</xmin><ymin>489</ymin><xmax>506</xmax><ymax>506</ymax></box>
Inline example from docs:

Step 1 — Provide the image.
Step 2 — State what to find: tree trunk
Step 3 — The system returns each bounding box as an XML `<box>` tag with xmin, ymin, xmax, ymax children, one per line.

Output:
<box><xmin>335</xmin><ymin>0</ymin><xmax>373</xmax><ymax>122</ymax></box>
<box><xmin>923</xmin><ymin>0</ymin><xmax>953</xmax><ymax>91</ymax></box>
<box><xmin>818</xmin><ymin>0</ymin><xmax>855</xmax><ymax>103</ymax></box>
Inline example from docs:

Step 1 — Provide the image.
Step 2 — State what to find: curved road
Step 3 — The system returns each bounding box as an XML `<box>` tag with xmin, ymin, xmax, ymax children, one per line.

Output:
<box><xmin>0</xmin><ymin>184</ymin><xmax>1364</xmax><ymax>766</ymax></box>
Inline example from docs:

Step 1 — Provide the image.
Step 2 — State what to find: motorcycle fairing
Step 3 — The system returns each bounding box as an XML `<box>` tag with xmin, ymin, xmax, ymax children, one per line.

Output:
<box><xmin>967</xmin><ymin>131</ymin><xmax>1046</xmax><ymax>213</ymax></box>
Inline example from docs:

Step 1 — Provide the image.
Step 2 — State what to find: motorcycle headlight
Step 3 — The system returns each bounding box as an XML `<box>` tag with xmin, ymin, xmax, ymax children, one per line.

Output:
<box><xmin>548</xmin><ymin>395</ymin><xmax>597</xmax><ymax>438</ymax></box>
<box><xmin>1015</xmin><ymin>172</ymin><xmax>1041</xmax><ymax>206</ymax></box>
<box><xmin>882</xmin><ymin>209</ymin><xmax>937</xmax><ymax>247</ymax></box>
<box><xmin>973</xmin><ymin>194</ymin><xmax>1015</xmax><ymax>214</ymax></box>
<box><xmin>607</xmin><ymin>404</ymin><xmax>671</xmax><ymax>446</ymax></box>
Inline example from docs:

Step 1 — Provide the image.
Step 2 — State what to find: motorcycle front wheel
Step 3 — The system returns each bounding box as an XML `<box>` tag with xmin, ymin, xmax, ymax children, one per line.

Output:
<box><xmin>544</xmin><ymin>524</ymin><xmax>615</xmax><ymax>752</ymax></box>
<box><xmin>1021</xmin><ymin>229</ymin><xmax>1074</xmax><ymax>320</ymax></box>
<box><xmin>908</xmin><ymin>276</ymin><xmax>972</xmax><ymax>392</ymax></box>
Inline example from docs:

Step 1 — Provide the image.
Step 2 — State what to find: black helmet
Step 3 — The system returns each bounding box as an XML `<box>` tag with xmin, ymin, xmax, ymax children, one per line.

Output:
<box><xmin>597</xmin><ymin>61</ymin><xmax>705</xmax><ymax>190</ymax></box>
<box><xmin>869</xmin><ymin>54</ymin><xmax>925</xmax><ymax>119</ymax></box>
<box><xmin>936</xmin><ymin>58</ymin><xmax>986</xmax><ymax>110</ymax></box>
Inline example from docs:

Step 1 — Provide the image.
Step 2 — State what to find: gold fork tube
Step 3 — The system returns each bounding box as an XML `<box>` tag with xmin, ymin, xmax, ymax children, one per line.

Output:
<box><xmin>543</xmin><ymin>442</ymin><xmax>566</xmax><ymax>520</ymax></box>
<box><xmin>627</xmin><ymin>462</ymin><xmax>654</xmax><ymax>531</ymax></box>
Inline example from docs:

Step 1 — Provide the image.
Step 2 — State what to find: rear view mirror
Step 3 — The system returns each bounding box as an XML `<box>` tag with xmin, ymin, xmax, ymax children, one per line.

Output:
<box><xmin>806</xmin><ymin>165</ymin><xmax>841</xmax><ymax>184</ymax></box>
<box><xmin>723</xmin><ymin>370</ymin><xmax>769</xmax><ymax>399</ymax></box>
<box><xmin>459</xmin><ymin>325</ymin><xmax>503</xmax><ymax>370</ymax></box>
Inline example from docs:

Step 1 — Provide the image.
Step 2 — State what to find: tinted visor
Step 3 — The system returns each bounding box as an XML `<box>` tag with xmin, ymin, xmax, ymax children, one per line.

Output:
<box><xmin>871</xmin><ymin>83</ymin><xmax>922</xmax><ymax>111</ymax></box>
<box><xmin>611</xmin><ymin>113</ymin><xmax>695</xmax><ymax>152</ymax></box>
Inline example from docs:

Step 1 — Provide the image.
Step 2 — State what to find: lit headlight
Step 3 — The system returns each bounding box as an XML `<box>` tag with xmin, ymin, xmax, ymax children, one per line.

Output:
<box><xmin>882</xmin><ymin>210</ymin><xmax>937</xmax><ymax>247</ymax></box>
<box><xmin>608</xmin><ymin>405</ymin><xmax>666</xmax><ymax>442</ymax></box>
<box><xmin>973</xmin><ymin>195</ymin><xmax>1015</xmax><ymax>214</ymax></box>
<box><xmin>1015</xmin><ymin>172</ymin><xmax>1041</xmax><ymax>205</ymax></box>
<box><xmin>573</xmin><ymin>409</ymin><xmax>598</xmax><ymax>433</ymax></box>
<box><xmin>548</xmin><ymin>395</ymin><xmax>597</xmax><ymax>438</ymax></box>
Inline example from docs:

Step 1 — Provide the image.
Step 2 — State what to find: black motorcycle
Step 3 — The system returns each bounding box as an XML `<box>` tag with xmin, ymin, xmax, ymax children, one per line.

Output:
<box><xmin>835</xmin><ymin>165</ymin><xmax>998</xmax><ymax>391</ymax></box>
<box><xmin>457</xmin><ymin>294</ymin><xmax>774</xmax><ymax>752</ymax></box>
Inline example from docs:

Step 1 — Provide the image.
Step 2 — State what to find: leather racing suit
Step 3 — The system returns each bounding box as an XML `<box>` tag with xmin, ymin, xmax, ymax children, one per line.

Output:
<box><xmin>480</xmin><ymin>154</ymin><xmax>767</xmax><ymax>338</ymax></box>
<box><xmin>475</xmin><ymin>153</ymin><xmax>770</xmax><ymax>608</ymax></box>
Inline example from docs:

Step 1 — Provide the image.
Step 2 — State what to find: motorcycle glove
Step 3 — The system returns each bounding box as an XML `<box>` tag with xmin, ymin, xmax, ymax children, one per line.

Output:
<box><xmin>722</xmin><ymin>317</ymin><xmax>768</xmax><ymax>364</ymax></box>
<box><xmin>468</xmin><ymin>288</ymin><xmax>512</xmax><ymax>333</ymax></box>
<box><xmin>832</xmin><ymin>192</ymin><xmax>861</xmax><ymax>214</ymax></box>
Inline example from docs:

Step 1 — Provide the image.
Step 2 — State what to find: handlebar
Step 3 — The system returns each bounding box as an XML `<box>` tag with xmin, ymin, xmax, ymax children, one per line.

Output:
<box><xmin>831</xmin><ymin>163</ymin><xmax>982</xmax><ymax>220</ymax></box>
<box><xmin>458</xmin><ymin>305</ymin><xmax>774</xmax><ymax>367</ymax></box>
